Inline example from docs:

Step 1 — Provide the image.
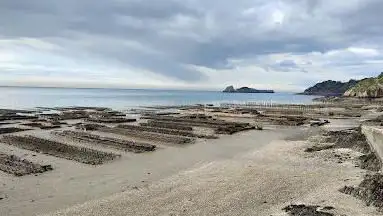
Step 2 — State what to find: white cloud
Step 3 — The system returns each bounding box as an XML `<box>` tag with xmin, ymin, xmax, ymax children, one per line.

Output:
<box><xmin>347</xmin><ymin>47</ymin><xmax>379</xmax><ymax>56</ymax></box>
<box><xmin>0</xmin><ymin>0</ymin><xmax>383</xmax><ymax>91</ymax></box>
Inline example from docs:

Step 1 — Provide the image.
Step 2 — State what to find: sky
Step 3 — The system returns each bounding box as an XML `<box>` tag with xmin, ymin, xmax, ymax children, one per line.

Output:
<box><xmin>1</xmin><ymin>0</ymin><xmax>383</xmax><ymax>91</ymax></box>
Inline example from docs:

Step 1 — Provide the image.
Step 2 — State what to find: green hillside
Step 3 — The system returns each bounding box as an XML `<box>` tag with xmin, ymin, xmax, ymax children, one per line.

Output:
<box><xmin>344</xmin><ymin>73</ymin><xmax>383</xmax><ymax>98</ymax></box>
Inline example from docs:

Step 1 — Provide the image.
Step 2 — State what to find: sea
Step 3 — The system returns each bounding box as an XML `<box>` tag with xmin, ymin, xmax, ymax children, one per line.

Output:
<box><xmin>0</xmin><ymin>86</ymin><xmax>318</xmax><ymax>110</ymax></box>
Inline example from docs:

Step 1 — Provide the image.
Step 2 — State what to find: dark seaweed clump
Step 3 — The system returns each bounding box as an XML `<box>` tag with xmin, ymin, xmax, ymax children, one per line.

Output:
<box><xmin>283</xmin><ymin>204</ymin><xmax>334</xmax><ymax>216</ymax></box>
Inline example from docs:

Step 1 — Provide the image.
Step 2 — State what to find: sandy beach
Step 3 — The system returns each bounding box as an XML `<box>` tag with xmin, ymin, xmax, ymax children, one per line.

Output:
<box><xmin>3</xmin><ymin>0</ymin><xmax>383</xmax><ymax>214</ymax></box>
<box><xmin>0</xmin><ymin>103</ymin><xmax>382</xmax><ymax>216</ymax></box>
<box><xmin>0</xmin><ymin>126</ymin><xmax>297</xmax><ymax>215</ymax></box>
<box><xmin>46</xmin><ymin>135</ymin><xmax>380</xmax><ymax>216</ymax></box>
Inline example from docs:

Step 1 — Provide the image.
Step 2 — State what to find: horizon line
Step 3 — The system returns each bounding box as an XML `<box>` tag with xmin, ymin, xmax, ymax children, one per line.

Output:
<box><xmin>0</xmin><ymin>85</ymin><xmax>301</xmax><ymax>93</ymax></box>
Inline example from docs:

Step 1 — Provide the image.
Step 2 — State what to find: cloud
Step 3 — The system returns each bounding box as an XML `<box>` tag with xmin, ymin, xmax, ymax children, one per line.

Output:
<box><xmin>1</xmin><ymin>0</ymin><xmax>383</xmax><ymax>91</ymax></box>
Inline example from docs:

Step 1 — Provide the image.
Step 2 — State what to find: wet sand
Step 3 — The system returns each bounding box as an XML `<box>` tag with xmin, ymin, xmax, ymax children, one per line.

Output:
<box><xmin>1</xmin><ymin>125</ymin><xmax>297</xmax><ymax>216</ymax></box>
<box><xmin>0</xmin><ymin>105</ymin><xmax>382</xmax><ymax>216</ymax></box>
<box><xmin>45</xmin><ymin>122</ymin><xmax>381</xmax><ymax>216</ymax></box>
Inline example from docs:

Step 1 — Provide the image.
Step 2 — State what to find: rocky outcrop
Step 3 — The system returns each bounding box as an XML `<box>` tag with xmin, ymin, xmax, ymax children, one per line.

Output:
<box><xmin>300</xmin><ymin>80</ymin><xmax>359</xmax><ymax>96</ymax></box>
<box><xmin>223</xmin><ymin>85</ymin><xmax>236</xmax><ymax>93</ymax></box>
<box><xmin>344</xmin><ymin>73</ymin><xmax>383</xmax><ymax>98</ymax></box>
<box><xmin>340</xmin><ymin>173</ymin><xmax>383</xmax><ymax>211</ymax></box>
<box><xmin>223</xmin><ymin>86</ymin><xmax>274</xmax><ymax>93</ymax></box>
<box><xmin>302</xmin><ymin>72</ymin><xmax>383</xmax><ymax>98</ymax></box>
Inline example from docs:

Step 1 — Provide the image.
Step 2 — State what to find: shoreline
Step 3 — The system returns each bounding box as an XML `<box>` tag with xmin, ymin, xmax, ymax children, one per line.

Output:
<box><xmin>0</xmin><ymin>87</ymin><xmax>317</xmax><ymax>110</ymax></box>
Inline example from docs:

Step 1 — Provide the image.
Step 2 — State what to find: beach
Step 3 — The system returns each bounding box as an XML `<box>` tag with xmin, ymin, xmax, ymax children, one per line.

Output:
<box><xmin>0</xmin><ymin>101</ymin><xmax>382</xmax><ymax>216</ymax></box>
<box><xmin>3</xmin><ymin>0</ymin><xmax>383</xmax><ymax>215</ymax></box>
<box><xmin>46</xmin><ymin>131</ymin><xmax>378</xmax><ymax>216</ymax></box>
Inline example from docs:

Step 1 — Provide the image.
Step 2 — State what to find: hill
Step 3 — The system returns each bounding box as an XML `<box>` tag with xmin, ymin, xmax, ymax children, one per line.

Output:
<box><xmin>300</xmin><ymin>80</ymin><xmax>359</xmax><ymax>96</ymax></box>
<box><xmin>344</xmin><ymin>73</ymin><xmax>383</xmax><ymax>98</ymax></box>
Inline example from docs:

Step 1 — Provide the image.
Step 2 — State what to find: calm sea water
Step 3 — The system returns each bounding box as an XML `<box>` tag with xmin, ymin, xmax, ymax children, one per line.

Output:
<box><xmin>0</xmin><ymin>87</ymin><xmax>317</xmax><ymax>110</ymax></box>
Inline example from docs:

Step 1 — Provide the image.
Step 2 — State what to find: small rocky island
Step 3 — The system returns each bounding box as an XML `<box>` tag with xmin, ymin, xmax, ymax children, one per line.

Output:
<box><xmin>223</xmin><ymin>86</ymin><xmax>274</xmax><ymax>93</ymax></box>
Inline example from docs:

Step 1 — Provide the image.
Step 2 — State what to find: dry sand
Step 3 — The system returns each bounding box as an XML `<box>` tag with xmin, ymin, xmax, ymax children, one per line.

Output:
<box><xmin>42</xmin><ymin>123</ymin><xmax>381</xmax><ymax>216</ymax></box>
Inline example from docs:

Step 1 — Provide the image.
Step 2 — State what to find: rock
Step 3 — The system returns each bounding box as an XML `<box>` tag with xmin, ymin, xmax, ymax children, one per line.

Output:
<box><xmin>310</xmin><ymin>119</ymin><xmax>330</xmax><ymax>127</ymax></box>
<box><xmin>321</xmin><ymin>206</ymin><xmax>335</xmax><ymax>211</ymax></box>
<box><xmin>283</xmin><ymin>204</ymin><xmax>334</xmax><ymax>216</ymax></box>
<box><xmin>305</xmin><ymin>144</ymin><xmax>334</xmax><ymax>152</ymax></box>
<box><xmin>358</xmin><ymin>153</ymin><xmax>381</xmax><ymax>171</ymax></box>
<box><xmin>340</xmin><ymin>173</ymin><xmax>383</xmax><ymax>210</ymax></box>
<box><xmin>215</xmin><ymin>123</ymin><xmax>256</xmax><ymax>135</ymax></box>
<box><xmin>223</xmin><ymin>85</ymin><xmax>235</xmax><ymax>93</ymax></box>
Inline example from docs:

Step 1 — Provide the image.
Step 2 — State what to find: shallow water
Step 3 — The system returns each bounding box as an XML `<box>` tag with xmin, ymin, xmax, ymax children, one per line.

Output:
<box><xmin>0</xmin><ymin>87</ymin><xmax>317</xmax><ymax>109</ymax></box>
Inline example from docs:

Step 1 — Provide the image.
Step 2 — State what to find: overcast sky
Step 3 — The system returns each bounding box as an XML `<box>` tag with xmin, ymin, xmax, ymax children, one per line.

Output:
<box><xmin>1</xmin><ymin>0</ymin><xmax>383</xmax><ymax>91</ymax></box>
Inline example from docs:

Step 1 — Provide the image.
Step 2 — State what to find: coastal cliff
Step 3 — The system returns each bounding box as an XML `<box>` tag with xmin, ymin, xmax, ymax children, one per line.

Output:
<box><xmin>301</xmin><ymin>72</ymin><xmax>383</xmax><ymax>98</ymax></box>
<box><xmin>300</xmin><ymin>80</ymin><xmax>359</xmax><ymax>96</ymax></box>
<box><xmin>223</xmin><ymin>86</ymin><xmax>274</xmax><ymax>93</ymax></box>
<box><xmin>344</xmin><ymin>73</ymin><xmax>383</xmax><ymax>98</ymax></box>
